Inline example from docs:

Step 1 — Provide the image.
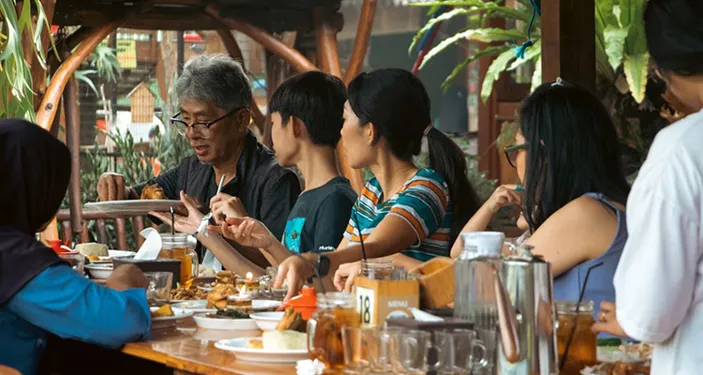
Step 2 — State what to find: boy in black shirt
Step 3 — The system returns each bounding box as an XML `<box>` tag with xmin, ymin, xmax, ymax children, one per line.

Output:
<box><xmin>207</xmin><ymin>71</ymin><xmax>357</xmax><ymax>268</ymax></box>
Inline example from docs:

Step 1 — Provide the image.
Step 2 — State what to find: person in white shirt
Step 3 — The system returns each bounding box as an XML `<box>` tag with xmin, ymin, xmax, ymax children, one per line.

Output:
<box><xmin>592</xmin><ymin>0</ymin><xmax>703</xmax><ymax>373</ymax></box>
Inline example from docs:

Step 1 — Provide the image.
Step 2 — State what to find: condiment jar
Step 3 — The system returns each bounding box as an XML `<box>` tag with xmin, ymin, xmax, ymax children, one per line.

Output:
<box><xmin>307</xmin><ymin>292</ymin><xmax>359</xmax><ymax>371</ymax></box>
<box><xmin>159</xmin><ymin>233</ymin><xmax>198</xmax><ymax>286</ymax></box>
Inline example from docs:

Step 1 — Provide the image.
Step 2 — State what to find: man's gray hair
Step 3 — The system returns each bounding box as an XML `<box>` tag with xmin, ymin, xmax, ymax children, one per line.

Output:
<box><xmin>176</xmin><ymin>54</ymin><xmax>252</xmax><ymax>112</ymax></box>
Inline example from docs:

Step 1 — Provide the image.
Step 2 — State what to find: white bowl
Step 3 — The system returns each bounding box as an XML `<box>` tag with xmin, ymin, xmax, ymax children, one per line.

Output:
<box><xmin>250</xmin><ymin>312</ymin><xmax>284</xmax><ymax>331</ymax></box>
<box><xmin>193</xmin><ymin>313</ymin><xmax>259</xmax><ymax>330</ymax></box>
<box><xmin>85</xmin><ymin>264</ymin><xmax>113</xmax><ymax>279</ymax></box>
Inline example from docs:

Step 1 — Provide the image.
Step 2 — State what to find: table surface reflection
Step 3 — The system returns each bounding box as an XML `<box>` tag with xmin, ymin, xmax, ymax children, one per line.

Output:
<box><xmin>122</xmin><ymin>318</ymin><xmax>297</xmax><ymax>375</ymax></box>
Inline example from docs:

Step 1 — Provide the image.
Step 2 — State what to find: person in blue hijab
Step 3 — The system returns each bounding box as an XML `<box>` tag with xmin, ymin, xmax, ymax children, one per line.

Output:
<box><xmin>0</xmin><ymin>120</ymin><xmax>151</xmax><ymax>375</ymax></box>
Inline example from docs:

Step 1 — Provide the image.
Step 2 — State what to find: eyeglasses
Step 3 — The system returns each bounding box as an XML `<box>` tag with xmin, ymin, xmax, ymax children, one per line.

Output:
<box><xmin>503</xmin><ymin>143</ymin><xmax>527</xmax><ymax>168</ymax></box>
<box><xmin>170</xmin><ymin>108</ymin><xmax>244</xmax><ymax>139</ymax></box>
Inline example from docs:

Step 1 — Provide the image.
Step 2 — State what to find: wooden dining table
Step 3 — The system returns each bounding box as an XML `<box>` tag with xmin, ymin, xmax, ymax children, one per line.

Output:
<box><xmin>121</xmin><ymin>318</ymin><xmax>298</xmax><ymax>375</ymax></box>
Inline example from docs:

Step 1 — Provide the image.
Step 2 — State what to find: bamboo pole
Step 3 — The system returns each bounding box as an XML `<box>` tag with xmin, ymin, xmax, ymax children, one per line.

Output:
<box><xmin>62</xmin><ymin>47</ymin><xmax>82</xmax><ymax>237</ymax></box>
<box><xmin>204</xmin><ymin>5</ymin><xmax>318</xmax><ymax>73</ymax></box>
<box><xmin>343</xmin><ymin>0</ymin><xmax>377</xmax><ymax>85</ymax></box>
<box><xmin>215</xmin><ymin>29</ymin><xmax>266</xmax><ymax>133</ymax></box>
<box><xmin>314</xmin><ymin>8</ymin><xmax>364</xmax><ymax>193</ymax></box>
<box><xmin>36</xmin><ymin>22</ymin><xmax>120</xmax><ymax>132</ymax></box>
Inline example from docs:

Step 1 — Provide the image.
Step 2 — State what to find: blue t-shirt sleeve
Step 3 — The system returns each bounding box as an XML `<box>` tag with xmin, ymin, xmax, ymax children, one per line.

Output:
<box><xmin>7</xmin><ymin>264</ymin><xmax>151</xmax><ymax>348</ymax></box>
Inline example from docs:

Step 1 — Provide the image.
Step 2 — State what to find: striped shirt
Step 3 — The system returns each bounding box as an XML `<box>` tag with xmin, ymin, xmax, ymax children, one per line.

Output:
<box><xmin>343</xmin><ymin>168</ymin><xmax>453</xmax><ymax>261</ymax></box>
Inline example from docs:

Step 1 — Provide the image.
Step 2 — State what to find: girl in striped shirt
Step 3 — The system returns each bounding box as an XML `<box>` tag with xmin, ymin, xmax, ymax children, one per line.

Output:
<box><xmin>271</xmin><ymin>68</ymin><xmax>481</xmax><ymax>296</ymax></box>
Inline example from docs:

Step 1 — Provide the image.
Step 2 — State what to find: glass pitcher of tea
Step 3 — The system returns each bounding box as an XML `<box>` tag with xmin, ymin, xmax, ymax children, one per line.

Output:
<box><xmin>556</xmin><ymin>300</ymin><xmax>597</xmax><ymax>375</ymax></box>
<box><xmin>159</xmin><ymin>233</ymin><xmax>198</xmax><ymax>287</ymax></box>
<box><xmin>307</xmin><ymin>292</ymin><xmax>359</xmax><ymax>371</ymax></box>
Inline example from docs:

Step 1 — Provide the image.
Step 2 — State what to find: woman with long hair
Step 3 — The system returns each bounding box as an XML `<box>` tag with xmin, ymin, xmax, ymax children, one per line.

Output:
<box><xmin>223</xmin><ymin>68</ymin><xmax>481</xmax><ymax>298</ymax></box>
<box><xmin>454</xmin><ymin>80</ymin><xmax>631</xmax><ymax>315</ymax></box>
<box><xmin>593</xmin><ymin>0</ymin><xmax>703</xmax><ymax>372</ymax></box>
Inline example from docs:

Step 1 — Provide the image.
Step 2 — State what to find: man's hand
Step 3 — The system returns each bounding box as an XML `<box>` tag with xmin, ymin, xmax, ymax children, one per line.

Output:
<box><xmin>210</xmin><ymin>193</ymin><xmax>248</xmax><ymax>224</ymax></box>
<box><xmin>150</xmin><ymin>191</ymin><xmax>204</xmax><ymax>234</ymax></box>
<box><xmin>207</xmin><ymin>217</ymin><xmax>276</xmax><ymax>249</ymax></box>
<box><xmin>591</xmin><ymin>301</ymin><xmax>630</xmax><ymax>338</ymax></box>
<box><xmin>97</xmin><ymin>172</ymin><xmax>127</xmax><ymax>201</ymax></box>
<box><xmin>273</xmin><ymin>254</ymin><xmax>316</xmax><ymax>301</ymax></box>
<box><xmin>105</xmin><ymin>264</ymin><xmax>147</xmax><ymax>291</ymax></box>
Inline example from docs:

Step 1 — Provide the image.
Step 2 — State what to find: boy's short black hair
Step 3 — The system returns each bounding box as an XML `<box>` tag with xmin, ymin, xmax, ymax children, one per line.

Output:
<box><xmin>269</xmin><ymin>71</ymin><xmax>347</xmax><ymax>147</ymax></box>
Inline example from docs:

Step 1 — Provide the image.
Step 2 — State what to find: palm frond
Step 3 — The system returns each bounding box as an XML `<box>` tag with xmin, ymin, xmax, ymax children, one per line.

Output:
<box><xmin>440</xmin><ymin>45</ymin><xmax>510</xmax><ymax>92</ymax></box>
<box><xmin>420</xmin><ymin>27</ymin><xmax>524</xmax><ymax>69</ymax></box>
<box><xmin>481</xmin><ymin>48</ymin><xmax>517</xmax><ymax>102</ymax></box>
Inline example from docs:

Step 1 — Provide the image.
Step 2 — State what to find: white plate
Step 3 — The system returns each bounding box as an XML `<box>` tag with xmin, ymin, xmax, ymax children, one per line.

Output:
<box><xmin>249</xmin><ymin>312</ymin><xmax>284</xmax><ymax>331</ymax></box>
<box><xmin>84</xmin><ymin>200</ymin><xmax>184</xmax><ymax>216</ymax></box>
<box><xmin>108</xmin><ymin>250</ymin><xmax>135</xmax><ymax>258</ymax></box>
<box><xmin>85</xmin><ymin>264</ymin><xmax>113</xmax><ymax>279</ymax></box>
<box><xmin>193</xmin><ymin>313</ymin><xmax>259</xmax><ymax>330</ymax></box>
<box><xmin>172</xmin><ymin>300</ymin><xmax>216</xmax><ymax>314</ymax></box>
<box><xmin>252</xmin><ymin>300</ymin><xmax>281</xmax><ymax>311</ymax></box>
<box><xmin>215</xmin><ymin>338</ymin><xmax>308</xmax><ymax>363</ymax></box>
<box><xmin>150</xmin><ymin>308</ymin><xmax>193</xmax><ymax>328</ymax></box>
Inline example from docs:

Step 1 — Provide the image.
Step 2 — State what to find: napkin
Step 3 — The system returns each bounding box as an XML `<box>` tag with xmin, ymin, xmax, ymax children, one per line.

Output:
<box><xmin>410</xmin><ymin>307</ymin><xmax>444</xmax><ymax>322</ymax></box>
<box><xmin>133</xmin><ymin>228</ymin><xmax>162</xmax><ymax>260</ymax></box>
<box><xmin>296</xmin><ymin>359</ymin><xmax>325</xmax><ymax>375</ymax></box>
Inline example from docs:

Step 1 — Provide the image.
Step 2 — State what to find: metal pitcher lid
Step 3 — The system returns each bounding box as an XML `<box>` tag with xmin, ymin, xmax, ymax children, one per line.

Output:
<box><xmin>504</xmin><ymin>244</ymin><xmax>547</xmax><ymax>263</ymax></box>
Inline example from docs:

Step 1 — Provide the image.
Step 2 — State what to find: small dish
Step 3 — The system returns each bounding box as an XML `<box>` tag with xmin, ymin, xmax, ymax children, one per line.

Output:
<box><xmin>193</xmin><ymin>313</ymin><xmax>258</xmax><ymax>331</ymax></box>
<box><xmin>249</xmin><ymin>311</ymin><xmax>284</xmax><ymax>331</ymax></box>
<box><xmin>85</xmin><ymin>263</ymin><xmax>113</xmax><ymax>279</ymax></box>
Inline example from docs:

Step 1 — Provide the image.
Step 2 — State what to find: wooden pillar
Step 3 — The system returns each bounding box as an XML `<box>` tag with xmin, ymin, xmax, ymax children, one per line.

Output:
<box><xmin>62</xmin><ymin>49</ymin><xmax>83</xmax><ymax>238</ymax></box>
<box><xmin>477</xmin><ymin>18</ymin><xmax>503</xmax><ymax>180</ymax></box>
<box><xmin>314</xmin><ymin>8</ymin><xmax>365</xmax><ymax>193</ymax></box>
<box><xmin>344</xmin><ymin>0</ymin><xmax>376</xmax><ymax>84</ymax></box>
<box><xmin>541</xmin><ymin>0</ymin><xmax>596</xmax><ymax>91</ymax></box>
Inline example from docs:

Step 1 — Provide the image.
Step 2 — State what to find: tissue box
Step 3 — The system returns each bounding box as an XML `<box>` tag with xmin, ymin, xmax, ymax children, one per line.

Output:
<box><xmin>408</xmin><ymin>257</ymin><xmax>455</xmax><ymax>309</ymax></box>
<box><xmin>112</xmin><ymin>258</ymin><xmax>181</xmax><ymax>287</ymax></box>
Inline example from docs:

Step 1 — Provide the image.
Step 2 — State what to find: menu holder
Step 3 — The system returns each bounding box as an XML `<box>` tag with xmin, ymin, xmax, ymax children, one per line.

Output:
<box><xmin>408</xmin><ymin>257</ymin><xmax>455</xmax><ymax>309</ymax></box>
<box><xmin>353</xmin><ymin>276</ymin><xmax>419</xmax><ymax>328</ymax></box>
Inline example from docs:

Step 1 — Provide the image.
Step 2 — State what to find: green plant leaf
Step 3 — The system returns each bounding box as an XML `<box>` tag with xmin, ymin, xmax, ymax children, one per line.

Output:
<box><xmin>440</xmin><ymin>45</ymin><xmax>510</xmax><ymax>92</ymax></box>
<box><xmin>421</xmin><ymin>27</ymin><xmax>524</xmax><ymax>69</ymax></box>
<box><xmin>75</xmin><ymin>70</ymin><xmax>100</xmax><ymax>96</ymax></box>
<box><xmin>531</xmin><ymin>56</ymin><xmax>542</xmax><ymax>92</ymax></box>
<box><xmin>409</xmin><ymin>7</ymin><xmax>479</xmax><ymax>54</ymax></box>
<box><xmin>483</xmin><ymin>2</ymin><xmax>535</xmax><ymax>24</ymax></box>
<box><xmin>623</xmin><ymin>52</ymin><xmax>649</xmax><ymax>103</ymax></box>
<box><xmin>481</xmin><ymin>48</ymin><xmax>517</xmax><ymax>102</ymax></box>
<box><xmin>603</xmin><ymin>25</ymin><xmax>629</xmax><ymax>71</ymax></box>
<box><xmin>595</xmin><ymin>0</ymin><xmax>618</xmax><ymax>28</ymax></box>
<box><xmin>508</xmin><ymin>39</ymin><xmax>540</xmax><ymax>70</ymax></box>
<box><xmin>408</xmin><ymin>0</ymin><xmax>494</xmax><ymax>8</ymax></box>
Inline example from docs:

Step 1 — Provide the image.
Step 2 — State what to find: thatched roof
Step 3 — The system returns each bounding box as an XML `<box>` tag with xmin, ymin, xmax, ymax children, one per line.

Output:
<box><xmin>54</xmin><ymin>0</ymin><xmax>343</xmax><ymax>32</ymax></box>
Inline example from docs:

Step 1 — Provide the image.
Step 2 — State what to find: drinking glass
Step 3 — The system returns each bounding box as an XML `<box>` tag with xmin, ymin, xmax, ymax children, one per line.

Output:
<box><xmin>399</xmin><ymin>330</ymin><xmax>440</xmax><ymax>374</ymax></box>
<box><xmin>360</xmin><ymin>260</ymin><xmax>394</xmax><ymax>280</ymax></box>
<box><xmin>434</xmin><ymin>329</ymin><xmax>488</xmax><ymax>375</ymax></box>
<box><xmin>145</xmin><ymin>272</ymin><xmax>173</xmax><ymax>306</ymax></box>
<box><xmin>368</xmin><ymin>326</ymin><xmax>404</xmax><ymax>374</ymax></box>
<box><xmin>557</xmin><ymin>300</ymin><xmax>597</xmax><ymax>375</ymax></box>
<box><xmin>59</xmin><ymin>253</ymin><xmax>85</xmax><ymax>275</ymax></box>
<box><xmin>342</xmin><ymin>326</ymin><xmax>374</xmax><ymax>374</ymax></box>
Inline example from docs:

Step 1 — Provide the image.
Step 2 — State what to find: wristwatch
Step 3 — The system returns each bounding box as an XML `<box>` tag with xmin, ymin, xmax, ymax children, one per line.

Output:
<box><xmin>316</xmin><ymin>254</ymin><xmax>331</xmax><ymax>277</ymax></box>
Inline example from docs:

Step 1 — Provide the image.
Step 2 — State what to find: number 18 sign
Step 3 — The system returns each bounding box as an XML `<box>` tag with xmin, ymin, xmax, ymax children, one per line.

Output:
<box><xmin>353</xmin><ymin>277</ymin><xmax>420</xmax><ymax>328</ymax></box>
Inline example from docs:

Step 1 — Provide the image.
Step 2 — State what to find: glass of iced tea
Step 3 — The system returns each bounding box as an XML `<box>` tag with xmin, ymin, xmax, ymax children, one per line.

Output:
<box><xmin>556</xmin><ymin>300</ymin><xmax>597</xmax><ymax>375</ymax></box>
<box><xmin>360</xmin><ymin>260</ymin><xmax>394</xmax><ymax>280</ymax></box>
<box><xmin>159</xmin><ymin>233</ymin><xmax>198</xmax><ymax>287</ymax></box>
<box><xmin>308</xmin><ymin>292</ymin><xmax>359</xmax><ymax>371</ymax></box>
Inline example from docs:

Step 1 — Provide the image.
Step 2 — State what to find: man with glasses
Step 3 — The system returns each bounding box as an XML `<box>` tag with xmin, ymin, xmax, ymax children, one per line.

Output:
<box><xmin>97</xmin><ymin>54</ymin><xmax>301</xmax><ymax>267</ymax></box>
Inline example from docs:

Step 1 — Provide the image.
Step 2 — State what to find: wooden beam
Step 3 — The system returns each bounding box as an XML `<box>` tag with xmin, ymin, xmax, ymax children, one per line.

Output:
<box><xmin>215</xmin><ymin>29</ymin><xmax>266</xmax><ymax>133</ymax></box>
<box><xmin>205</xmin><ymin>4</ymin><xmax>318</xmax><ymax>73</ymax></box>
<box><xmin>47</xmin><ymin>26</ymin><xmax>94</xmax><ymax>74</ymax></box>
<box><xmin>314</xmin><ymin>8</ymin><xmax>364</xmax><ymax>193</ymax></box>
<box><xmin>343</xmin><ymin>0</ymin><xmax>376</xmax><ymax>85</ymax></box>
<box><xmin>541</xmin><ymin>0</ymin><xmax>596</xmax><ymax>91</ymax></box>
